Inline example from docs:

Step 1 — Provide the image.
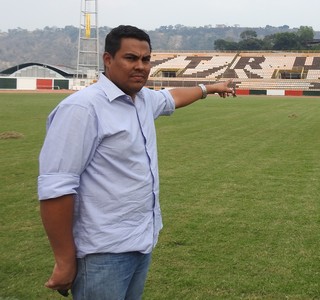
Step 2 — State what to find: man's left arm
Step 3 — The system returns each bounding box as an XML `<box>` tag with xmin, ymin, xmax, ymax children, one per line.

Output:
<box><xmin>169</xmin><ymin>79</ymin><xmax>235</xmax><ymax>109</ymax></box>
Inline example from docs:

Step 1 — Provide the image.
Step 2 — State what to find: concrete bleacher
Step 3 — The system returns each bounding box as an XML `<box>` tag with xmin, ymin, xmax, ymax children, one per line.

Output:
<box><xmin>148</xmin><ymin>51</ymin><xmax>320</xmax><ymax>92</ymax></box>
<box><xmin>150</xmin><ymin>52</ymin><xmax>236</xmax><ymax>78</ymax></box>
<box><xmin>151</xmin><ymin>55</ymin><xmax>189</xmax><ymax>73</ymax></box>
<box><xmin>307</xmin><ymin>70</ymin><xmax>320</xmax><ymax>79</ymax></box>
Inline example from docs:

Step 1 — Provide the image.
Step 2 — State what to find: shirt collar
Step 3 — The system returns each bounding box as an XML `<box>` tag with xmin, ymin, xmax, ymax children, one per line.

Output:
<box><xmin>98</xmin><ymin>73</ymin><xmax>126</xmax><ymax>102</ymax></box>
<box><xmin>97</xmin><ymin>73</ymin><xmax>145</xmax><ymax>103</ymax></box>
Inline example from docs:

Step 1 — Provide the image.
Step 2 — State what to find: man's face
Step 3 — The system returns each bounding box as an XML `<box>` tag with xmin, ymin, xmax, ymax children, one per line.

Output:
<box><xmin>103</xmin><ymin>38</ymin><xmax>151</xmax><ymax>98</ymax></box>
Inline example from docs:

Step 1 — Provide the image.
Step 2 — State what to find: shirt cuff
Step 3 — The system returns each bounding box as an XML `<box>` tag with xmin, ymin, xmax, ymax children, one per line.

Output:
<box><xmin>38</xmin><ymin>173</ymin><xmax>80</xmax><ymax>200</ymax></box>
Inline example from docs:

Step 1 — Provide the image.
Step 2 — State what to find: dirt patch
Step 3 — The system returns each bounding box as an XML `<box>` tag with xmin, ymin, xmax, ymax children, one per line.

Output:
<box><xmin>0</xmin><ymin>131</ymin><xmax>24</xmax><ymax>139</ymax></box>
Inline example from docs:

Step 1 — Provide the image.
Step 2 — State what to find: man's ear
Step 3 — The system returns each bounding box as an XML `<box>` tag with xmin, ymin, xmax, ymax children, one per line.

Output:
<box><xmin>103</xmin><ymin>52</ymin><xmax>112</xmax><ymax>68</ymax></box>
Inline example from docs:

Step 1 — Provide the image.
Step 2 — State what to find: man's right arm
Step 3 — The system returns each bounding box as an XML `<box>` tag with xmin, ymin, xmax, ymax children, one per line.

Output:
<box><xmin>170</xmin><ymin>79</ymin><xmax>235</xmax><ymax>108</ymax></box>
<box><xmin>40</xmin><ymin>194</ymin><xmax>77</xmax><ymax>291</ymax></box>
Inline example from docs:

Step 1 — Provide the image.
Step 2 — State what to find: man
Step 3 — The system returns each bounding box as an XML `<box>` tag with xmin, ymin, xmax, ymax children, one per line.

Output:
<box><xmin>38</xmin><ymin>25</ymin><xmax>235</xmax><ymax>300</ymax></box>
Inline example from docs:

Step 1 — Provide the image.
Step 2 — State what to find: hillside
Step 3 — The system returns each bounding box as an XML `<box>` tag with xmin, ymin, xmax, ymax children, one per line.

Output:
<box><xmin>1</xmin><ymin>25</ymin><xmax>319</xmax><ymax>71</ymax></box>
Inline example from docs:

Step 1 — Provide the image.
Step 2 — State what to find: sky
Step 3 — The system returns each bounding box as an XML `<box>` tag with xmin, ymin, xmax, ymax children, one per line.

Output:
<box><xmin>1</xmin><ymin>0</ymin><xmax>319</xmax><ymax>32</ymax></box>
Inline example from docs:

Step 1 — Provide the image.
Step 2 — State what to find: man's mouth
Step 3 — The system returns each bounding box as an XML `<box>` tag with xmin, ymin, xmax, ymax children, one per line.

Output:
<box><xmin>131</xmin><ymin>73</ymin><xmax>145</xmax><ymax>80</ymax></box>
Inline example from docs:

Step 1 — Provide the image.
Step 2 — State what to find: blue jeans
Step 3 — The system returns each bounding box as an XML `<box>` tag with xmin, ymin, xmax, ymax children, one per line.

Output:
<box><xmin>71</xmin><ymin>252</ymin><xmax>152</xmax><ymax>300</ymax></box>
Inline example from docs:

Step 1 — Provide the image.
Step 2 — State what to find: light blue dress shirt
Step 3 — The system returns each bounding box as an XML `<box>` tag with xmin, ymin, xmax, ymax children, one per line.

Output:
<box><xmin>38</xmin><ymin>74</ymin><xmax>175</xmax><ymax>258</ymax></box>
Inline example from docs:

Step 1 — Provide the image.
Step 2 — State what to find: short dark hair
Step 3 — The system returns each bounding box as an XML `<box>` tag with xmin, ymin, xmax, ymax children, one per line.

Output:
<box><xmin>104</xmin><ymin>25</ymin><xmax>152</xmax><ymax>56</ymax></box>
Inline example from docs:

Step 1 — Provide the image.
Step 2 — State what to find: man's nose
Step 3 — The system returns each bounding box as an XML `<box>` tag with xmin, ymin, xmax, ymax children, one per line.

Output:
<box><xmin>135</xmin><ymin>59</ymin><xmax>144</xmax><ymax>69</ymax></box>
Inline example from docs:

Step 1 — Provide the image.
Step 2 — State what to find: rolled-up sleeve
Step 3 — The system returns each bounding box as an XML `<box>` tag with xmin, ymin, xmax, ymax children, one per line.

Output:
<box><xmin>38</xmin><ymin>173</ymin><xmax>80</xmax><ymax>200</ymax></box>
<box><xmin>38</xmin><ymin>103</ymin><xmax>98</xmax><ymax>200</ymax></box>
<box><xmin>158</xmin><ymin>89</ymin><xmax>175</xmax><ymax>116</ymax></box>
<box><xmin>144</xmin><ymin>88</ymin><xmax>175</xmax><ymax>119</ymax></box>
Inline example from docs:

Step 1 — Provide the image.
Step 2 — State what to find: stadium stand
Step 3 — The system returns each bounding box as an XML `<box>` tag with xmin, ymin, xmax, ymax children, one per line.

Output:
<box><xmin>147</xmin><ymin>52</ymin><xmax>320</xmax><ymax>95</ymax></box>
<box><xmin>1</xmin><ymin>52</ymin><xmax>320</xmax><ymax>94</ymax></box>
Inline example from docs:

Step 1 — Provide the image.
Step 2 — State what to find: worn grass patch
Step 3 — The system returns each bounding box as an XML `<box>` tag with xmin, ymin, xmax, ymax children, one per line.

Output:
<box><xmin>0</xmin><ymin>131</ymin><xmax>24</xmax><ymax>139</ymax></box>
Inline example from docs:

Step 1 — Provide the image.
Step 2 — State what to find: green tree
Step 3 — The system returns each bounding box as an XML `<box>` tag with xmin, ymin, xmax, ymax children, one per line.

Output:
<box><xmin>262</xmin><ymin>35</ymin><xmax>274</xmax><ymax>50</ymax></box>
<box><xmin>238</xmin><ymin>30</ymin><xmax>264</xmax><ymax>50</ymax></box>
<box><xmin>297</xmin><ymin>26</ymin><xmax>314</xmax><ymax>47</ymax></box>
<box><xmin>240</xmin><ymin>30</ymin><xmax>257</xmax><ymax>40</ymax></box>
<box><xmin>271</xmin><ymin>32</ymin><xmax>302</xmax><ymax>50</ymax></box>
<box><xmin>238</xmin><ymin>38</ymin><xmax>264</xmax><ymax>50</ymax></box>
<box><xmin>214</xmin><ymin>39</ymin><xmax>238</xmax><ymax>50</ymax></box>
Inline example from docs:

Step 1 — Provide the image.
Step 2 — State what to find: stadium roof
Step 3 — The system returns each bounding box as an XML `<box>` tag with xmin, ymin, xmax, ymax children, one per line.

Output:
<box><xmin>307</xmin><ymin>39</ymin><xmax>320</xmax><ymax>45</ymax></box>
<box><xmin>0</xmin><ymin>62</ymin><xmax>76</xmax><ymax>78</ymax></box>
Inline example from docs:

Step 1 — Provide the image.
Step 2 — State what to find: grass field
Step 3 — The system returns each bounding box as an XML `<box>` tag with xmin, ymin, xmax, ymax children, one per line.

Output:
<box><xmin>0</xmin><ymin>92</ymin><xmax>319</xmax><ymax>300</ymax></box>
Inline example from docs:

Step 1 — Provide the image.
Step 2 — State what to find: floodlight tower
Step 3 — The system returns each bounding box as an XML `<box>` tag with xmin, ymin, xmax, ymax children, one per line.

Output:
<box><xmin>76</xmin><ymin>0</ymin><xmax>99</xmax><ymax>81</ymax></box>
